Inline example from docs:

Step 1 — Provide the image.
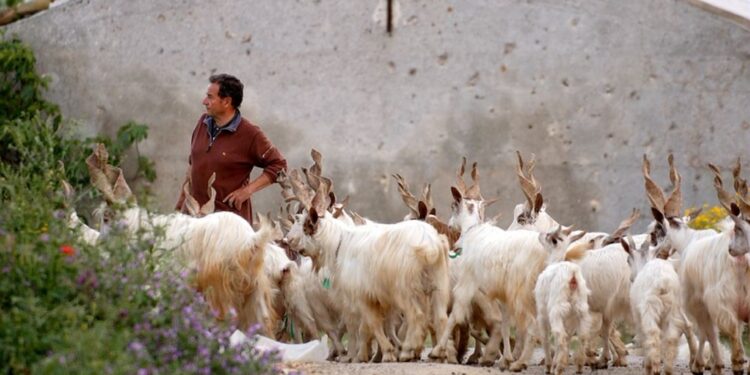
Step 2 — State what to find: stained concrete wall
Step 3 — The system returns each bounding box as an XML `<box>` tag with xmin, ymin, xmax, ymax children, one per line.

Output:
<box><xmin>5</xmin><ymin>0</ymin><xmax>750</xmax><ymax>232</ymax></box>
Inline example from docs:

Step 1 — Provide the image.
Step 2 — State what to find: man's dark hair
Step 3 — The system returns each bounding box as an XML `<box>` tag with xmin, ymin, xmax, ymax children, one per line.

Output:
<box><xmin>209</xmin><ymin>74</ymin><xmax>244</xmax><ymax>109</ymax></box>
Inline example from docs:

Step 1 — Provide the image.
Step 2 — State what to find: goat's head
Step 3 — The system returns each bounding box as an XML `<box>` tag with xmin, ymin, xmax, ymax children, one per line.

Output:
<box><xmin>448</xmin><ymin>157</ymin><xmax>495</xmax><ymax>232</ymax></box>
<box><xmin>509</xmin><ymin>151</ymin><xmax>557</xmax><ymax>231</ymax></box>
<box><xmin>727</xmin><ymin>203</ymin><xmax>750</xmax><ymax>258</ymax></box>
<box><xmin>622</xmin><ymin>236</ymin><xmax>652</xmax><ymax>282</ymax></box>
<box><xmin>537</xmin><ymin>225</ymin><xmax>586</xmax><ymax>264</ymax></box>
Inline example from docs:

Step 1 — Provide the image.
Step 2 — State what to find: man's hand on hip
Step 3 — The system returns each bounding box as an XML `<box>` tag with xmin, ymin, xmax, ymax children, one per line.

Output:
<box><xmin>223</xmin><ymin>185</ymin><xmax>253</xmax><ymax>209</ymax></box>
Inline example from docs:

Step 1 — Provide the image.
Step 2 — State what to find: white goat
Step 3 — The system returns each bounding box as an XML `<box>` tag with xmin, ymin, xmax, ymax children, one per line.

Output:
<box><xmin>534</xmin><ymin>227</ymin><xmax>592</xmax><ymax>375</ymax></box>
<box><xmin>626</xmin><ymin>235</ymin><xmax>697</xmax><ymax>375</ymax></box>
<box><xmin>644</xmin><ymin>154</ymin><xmax>750</xmax><ymax>374</ymax></box>
<box><xmin>286</xmin><ymin>175</ymin><xmax>451</xmax><ymax>363</ymax></box>
<box><xmin>432</xmin><ymin>176</ymin><xmax>549</xmax><ymax>371</ymax></box>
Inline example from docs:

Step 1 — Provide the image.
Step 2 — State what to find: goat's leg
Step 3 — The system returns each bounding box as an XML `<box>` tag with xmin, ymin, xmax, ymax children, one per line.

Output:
<box><xmin>427</xmin><ymin>272</ymin><xmax>453</xmax><ymax>362</ymax></box>
<box><xmin>593</xmin><ymin>316</ymin><xmax>612</xmax><ymax>369</ymax></box>
<box><xmin>498</xmin><ymin>304</ymin><xmax>515</xmax><ymax>370</ymax></box>
<box><xmin>386</xmin><ymin>312</ymin><xmax>403</xmax><ymax>351</ymax></box>
<box><xmin>662</xmin><ymin>322</ymin><xmax>681</xmax><ymax>375</ymax></box>
<box><xmin>676</xmin><ymin>309</ymin><xmax>699</xmax><ymax>372</ymax></box>
<box><xmin>610</xmin><ymin>326</ymin><xmax>629</xmax><ymax>367</ymax></box>
<box><xmin>455</xmin><ymin>324</ymin><xmax>470</xmax><ymax>363</ymax></box>
<box><xmin>509</xmin><ymin>316</ymin><xmax>538</xmax><ymax>372</ymax></box>
<box><xmin>360</xmin><ymin>302</ymin><xmax>397</xmax><ymax>362</ymax></box>
<box><xmin>399</xmin><ymin>296</ymin><xmax>426</xmax><ymax>362</ymax></box>
<box><xmin>539</xmin><ymin>317</ymin><xmax>552</xmax><ymax>374</ymax></box>
<box><xmin>725</xmin><ymin>320</ymin><xmax>744</xmax><ymax>375</ymax></box>
<box><xmin>466</xmin><ymin>332</ymin><xmax>484</xmax><ymax>365</ymax></box>
<box><xmin>433</xmin><ymin>283</ymin><xmax>474</xmax><ymax>363</ymax></box>
<box><xmin>640</xmin><ymin>312</ymin><xmax>661</xmax><ymax>375</ymax></box>
<box><xmin>473</xmin><ymin>293</ymin><xmax>502</xmax><ymax>366</ymax></box>
<box><xmin>550</xmin><ymin>316</ymin><xmax>569</xmax><ymax>375</ymax></box>
<box><xmin>704</xmin><ymin>322</ymin><xmax>724</xmax><ymax>375</ymax></box>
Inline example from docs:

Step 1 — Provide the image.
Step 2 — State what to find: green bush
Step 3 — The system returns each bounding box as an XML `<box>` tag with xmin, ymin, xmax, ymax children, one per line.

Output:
<box><xmin>0</xmin><ymin>32</ymin><xmax>281</xmax><ymax>374</ymax></box>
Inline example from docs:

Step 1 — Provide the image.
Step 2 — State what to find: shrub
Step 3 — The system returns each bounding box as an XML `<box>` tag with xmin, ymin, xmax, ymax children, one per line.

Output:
<box><xmin>686</xmin><ymin>204</ymin><xmax>727</xmax><ymax>231</ymax></box>
<box><xmin>0</xmin><ymin>32</ymin><xmax>280</xmax><ymax>374</ymax></box>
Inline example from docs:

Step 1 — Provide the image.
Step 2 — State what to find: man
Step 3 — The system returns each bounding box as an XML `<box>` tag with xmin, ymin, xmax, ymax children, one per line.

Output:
<box><xmin>175</xmin><ymin>74</ymin><xmax>287</xmax><ymax>224</ymax></box>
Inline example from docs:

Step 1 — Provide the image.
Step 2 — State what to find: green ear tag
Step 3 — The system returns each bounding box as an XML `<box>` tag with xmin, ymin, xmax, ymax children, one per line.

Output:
<box><xmin>322</xmin><ymin>277</ymin><xmax>331</xmax><ymax>289</ymax></box>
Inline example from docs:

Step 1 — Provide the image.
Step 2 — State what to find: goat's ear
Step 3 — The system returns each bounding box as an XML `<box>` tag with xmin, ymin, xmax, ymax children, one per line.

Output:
<box><xmin>340</xmin><ymin>195</ymin><xmax>350</xmax><ymax>209</ymax></box>
<box><xmin>429</xmin><ymin>207</ymin><xmax>437</xmax><ymax>216</ymax></box>
<box><xmin>651</xmin><ymin>206</ymin><xmax>665</xmax><ymax>223</ymax></box>
<box><xmin>533</xmin><ymin>193</ymin><xmax>544</xmax><ymax>214</ymax></box>
<box><xmin>328</xmin><ymin>192</ymin><xmax>336</xmax><ymax>210</ymax></box>
<box><xmin>417</xmin><ymin>201</ymin><xmax>428</xmax><ymax>220</ymax></box>
<box><xmin>309</xmin><ymin>207</ymin><xmax>319</xmax><ymax>224</ymax></box>
<box><xmin>451</xmin><ymin>186</ymin><xmax>462</xmax><ymax>203</ymax></box>
<box><xmin>620</xmin><ymin>238</ymin><xmax>632</xmax><ymax>255</ymax></box>
<box><xmin>332</xmin><ymin>206</ymin><xmax>344</xmax><ymax>219</ymax></box>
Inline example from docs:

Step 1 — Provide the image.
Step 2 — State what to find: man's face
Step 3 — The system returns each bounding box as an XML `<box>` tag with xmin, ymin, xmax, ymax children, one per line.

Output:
<box><xmin>202</xmin><ymin>83</ymin><xmax>230</xmax><ymax>117</ymax></box>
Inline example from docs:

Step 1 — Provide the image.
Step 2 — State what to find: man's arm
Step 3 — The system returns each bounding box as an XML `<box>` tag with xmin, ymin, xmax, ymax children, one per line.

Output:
<box><xmin>223</xmin><ymin>172</ymin><xmax>273</xmax><ymax>209</ymax></box>
<box><xmin>224</xmin><ymin>127</ymin><xmax>287</xmax><ymax>209</ymax></box>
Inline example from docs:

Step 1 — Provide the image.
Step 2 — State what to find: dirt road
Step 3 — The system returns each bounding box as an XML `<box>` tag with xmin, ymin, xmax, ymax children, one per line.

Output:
<box><xmin>287</xmin><ymin>348</ymin><xmax>697</xmax><ymax>374</ymax></box>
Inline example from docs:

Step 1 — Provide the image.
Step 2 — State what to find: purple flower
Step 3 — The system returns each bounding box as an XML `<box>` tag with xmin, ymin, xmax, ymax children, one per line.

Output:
<box><xmin>129</xmin><ymin>341</ymin><xmax>145</xmax><ymax>353</ymax></box>
<box><xmin>199</xmin><ymin>346</ymin><xmax>210</xmax><ymax>358</ymax></box>
<box><xmin>76</xmin><ymin>270</ymin><xmax>99</xmax><ymax>289</ymax></box>
<box><xmin>53</xmin><ymin>209</ymin><xmax>66</xmax><ymax>220</ymax></box>
<box><xmin>115</xmin><ymin>219</ymin><xmax>129</xmax><ymax>231</ymax></box>
<box><xmin>38</xmin><ymin>233</ymin><xmax>49</xmax><ymax>242</ymax></box>
<box><xmin>137</xmin><ymin>369</ymin><xmax>148</xmax><ymax>375</ymax></box>
<box><xmin>1</xmin><ymin>266</ymin><xmax>9</xmax><ymax>274</ymax></box>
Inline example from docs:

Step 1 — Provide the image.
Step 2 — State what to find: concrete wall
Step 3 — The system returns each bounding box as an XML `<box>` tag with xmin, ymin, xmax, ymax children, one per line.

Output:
<box><xmin>6</xmin><ymin>0</ymin><xmax>750</xmax><ymax>232</ymax></box>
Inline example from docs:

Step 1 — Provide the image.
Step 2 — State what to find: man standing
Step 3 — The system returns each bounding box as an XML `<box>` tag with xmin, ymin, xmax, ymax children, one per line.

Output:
<box><xmin>175</xmin><ymin>74</ymin><xmax>287</xmax><ymax>224</ymax></box>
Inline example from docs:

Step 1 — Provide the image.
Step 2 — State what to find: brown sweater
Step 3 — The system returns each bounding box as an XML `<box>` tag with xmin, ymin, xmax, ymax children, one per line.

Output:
<box><xmin>187</xmin><ymin>113</ymin><xmax>287</xmax><ymax>224</ymax></box>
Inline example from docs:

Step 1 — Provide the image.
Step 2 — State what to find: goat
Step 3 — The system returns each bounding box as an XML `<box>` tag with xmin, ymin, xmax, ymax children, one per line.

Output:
<box><xmin>433</xmin><ymin>161</ymin><xmax>549</xmax><ymax>371</ymax></box>
<box><xmin>534</xmin><ymin>227</ymin><xmax>592</xmax><ymax>375</ymax></box>
<box><xmin>644</xmin><ymin>154</ymin><xmax>750</xmax><ymax>374</ymax></box>
<box><xmin>625</xmin><ymin>234</ymin><xmax>697</xmax><ymax>375</ymax></box>
<box><xmin>287</xmin><ymin>177</ymin><xmax>451</xmax><ymax>363</ymax></box>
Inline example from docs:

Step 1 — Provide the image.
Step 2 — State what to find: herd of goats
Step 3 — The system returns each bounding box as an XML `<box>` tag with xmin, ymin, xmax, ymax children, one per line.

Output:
<box><xmin>67</xmin><ymin>144</ymin><xmax>750</xmax><ymax>375</ymax></box>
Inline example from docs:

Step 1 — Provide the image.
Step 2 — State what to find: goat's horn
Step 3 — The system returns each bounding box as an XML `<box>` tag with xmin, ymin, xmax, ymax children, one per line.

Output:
<box><xmin>182</xmin><ymin>179</ymin><xmax>201</xmax><ymax>216</ymax></box>
<box><xmin>392</xmin><ymin>174</ymin><xmax>419</xmax><ymax>215</ymax></box>
<box><xmin>516</xmin><ymin>151</ymin><xmax>540</xmax><ymax>208</ymax></box>
<box><xmin>708</xmin><ymin>163</ymin><xmax>733</xmax><ymax>210</ymax></box>
<box><xmin>200</xmin><ymin>172</ymin><xmax>217</xmax><ymax>215</ymax></box>
<box><xmin>664</xmin><ymin>154</ymin><xmax>682</xmax><ymax>218</ymax></box>
<box><xmin>465</xmin><ymin>162</ymin><xmax>482</xmax><ymax>200</ymax></box>
<box><xmin>642</xmin><ymin>154</ymin><xmax>666</xmax><ymax>212</ymax></box>
<box><xmin>456</xmin><ymin>157</ymin><xmax>467</xmax><ymax>195</ymax></box>
<box><xmin>608</xmin><ymin>208</ymin><xmax>641</xmax><ymax>241</ymax></box>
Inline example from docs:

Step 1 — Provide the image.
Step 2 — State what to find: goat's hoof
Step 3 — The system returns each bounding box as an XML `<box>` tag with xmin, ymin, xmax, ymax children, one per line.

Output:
<box><xmin>497</xmin><ymin>358</ymin><xmax>511</xmax><ymax>371</ymax></box>
<box><xmin>381</xmin><ymin>352</ymin><xmax>397</xmax><ymax>363</ymax></box>
<box><xmin>732</xmin><ymin>371</ymin><xmax>743</xmax><ymax>375</ymax></box>
<box><xmin>398</xmin><ymin>350</ymin><xmax>416</xmax><ymax>362</ymax></box>
<box><xmin>592</xmin><ymin>359</ymin><xmax>610</xmax><ymax>370</ymax></box>
<box><xmin>478</xmin><ymin>357</ymin><xmax>495</xmax><ymax>367</ymax></box>
<box><xmin>427</xmin><ymin>347</ymin><xmax>441</xmax><ymax>360</ymax></box>
<box><xmin>465</xmin><ymin>353</ymin><xmax>480</xmax><ymax>365</ymax></box>
<box><xmin>613</xmin><ymin>358</ymin><xmax>628</xmax><ymax>367</ymax></box>
<box><xmin>509</xmin><ymin>361</ymin><xmax>526</xmax><ymax>372</ymax></box>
